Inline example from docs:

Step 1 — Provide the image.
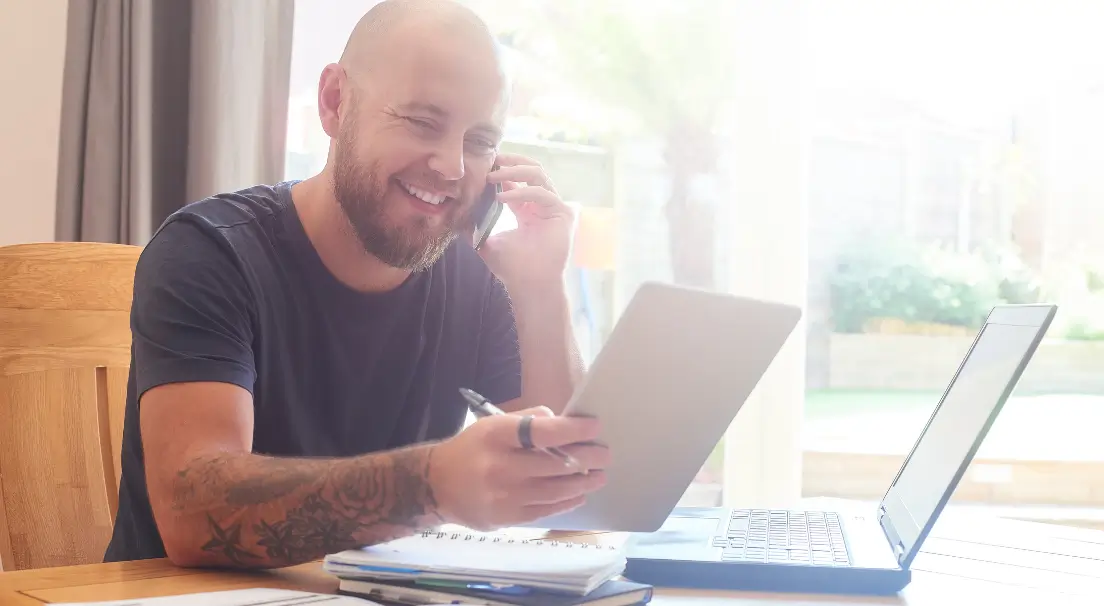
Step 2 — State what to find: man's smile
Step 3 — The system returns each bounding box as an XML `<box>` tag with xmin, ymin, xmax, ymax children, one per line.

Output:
<box><xmin>397</xmin><ymin>178</ymin><xmax>450</xmax><ymax>205</ymax></box>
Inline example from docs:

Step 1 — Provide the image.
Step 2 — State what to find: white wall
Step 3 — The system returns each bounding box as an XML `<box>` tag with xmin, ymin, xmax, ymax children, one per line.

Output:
<box><xmin>0</xmin><ymin>0</ymin><xmax>68</xmax><ymax>246</ymax></box>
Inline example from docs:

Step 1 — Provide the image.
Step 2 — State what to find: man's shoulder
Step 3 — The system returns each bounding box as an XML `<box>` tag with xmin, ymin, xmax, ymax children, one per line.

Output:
<box><xmin>137</xmin><ymin>183</ymin><xmax>296</xmax><ymax>285</ymax></box>
<box><xmin>160</xmin><ymin>182</ymin><xmax>293</xmax><ymax>238</ymax></box>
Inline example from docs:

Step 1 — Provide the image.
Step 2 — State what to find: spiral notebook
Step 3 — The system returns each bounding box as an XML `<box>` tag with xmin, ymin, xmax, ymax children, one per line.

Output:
<box><xmin>337</xmin><ymin>576</ymin><xmax>652</xmax><ymax>606</ymax></box>
<box><xmin>323</xmin><ymin>529</ymin><xmax>627</xmax><ymax>595</ymax></box>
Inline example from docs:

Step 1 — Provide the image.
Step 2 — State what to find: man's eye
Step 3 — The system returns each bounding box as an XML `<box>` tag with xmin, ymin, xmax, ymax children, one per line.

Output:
<box><xmin>405</xmin><ymin>117</ymin><xmax>435</xmax><ymax>129</ymax></box>
<box><xmin>467</xmin><ymin>137</ymin><xmax>497</xmax><ymax>150</ymax></box>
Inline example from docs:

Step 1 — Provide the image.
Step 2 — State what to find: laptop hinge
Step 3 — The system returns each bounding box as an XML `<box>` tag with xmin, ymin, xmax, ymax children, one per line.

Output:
<box><xmin>878</xmin><ymin>505</ymin><xmax>908</xmax><ymax>567</ymax></box>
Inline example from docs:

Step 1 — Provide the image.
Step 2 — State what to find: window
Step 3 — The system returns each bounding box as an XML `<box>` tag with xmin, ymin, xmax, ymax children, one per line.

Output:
<box><xmin>287</xmin><ymin>0</ymin><xmax>1104</xmax><ymax>522</ymax></box>
<box><xmin>801</xmin><ymin>0</ymin><xmax>1104</xmax><ymax>526</ymax></box>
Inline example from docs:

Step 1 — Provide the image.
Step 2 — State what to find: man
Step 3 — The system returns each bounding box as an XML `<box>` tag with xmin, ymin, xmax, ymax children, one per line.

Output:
<box><xmin>104</xmin><ymin>0</ymin><xmax>609</xmax><ymax>569</ymax></box>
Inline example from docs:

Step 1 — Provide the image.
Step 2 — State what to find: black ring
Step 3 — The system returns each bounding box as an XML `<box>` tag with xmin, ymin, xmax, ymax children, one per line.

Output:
<box><xmin>518</xmin><ymin>415</ymin><xmax>535</xmax><ymax>450</ymax></box>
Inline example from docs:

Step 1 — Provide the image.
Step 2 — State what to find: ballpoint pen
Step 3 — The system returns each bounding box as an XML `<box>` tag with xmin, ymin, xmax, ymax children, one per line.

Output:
<box><xmin>459</xmin><ymin>387</ymin><xmax>585</xmax><ymax>472</ymax></box>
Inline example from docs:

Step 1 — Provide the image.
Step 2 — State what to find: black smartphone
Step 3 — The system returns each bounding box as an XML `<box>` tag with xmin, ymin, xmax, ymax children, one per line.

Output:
<box><xmin>471</xmin><ymin>178</ymin><xmax>503</xmax><ymax>250</ymax></box>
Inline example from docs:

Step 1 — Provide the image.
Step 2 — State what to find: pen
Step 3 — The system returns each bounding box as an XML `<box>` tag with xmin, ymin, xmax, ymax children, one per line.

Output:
<box><xmin>459</xmin><ymin>387</ymin><xmax>584</xmax><ymax>472</ymax></box>
<box><xmin>416</xmin><ymin>579</ymin><xmax>532</xmax><ymax>595</ymax></box>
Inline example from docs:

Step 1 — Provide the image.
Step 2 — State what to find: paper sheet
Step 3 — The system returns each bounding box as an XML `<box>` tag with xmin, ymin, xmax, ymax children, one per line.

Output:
<box><xmin>51</xmin><ymin>587</ymin><xmax>378</xmax><ymax>606</ymax></box>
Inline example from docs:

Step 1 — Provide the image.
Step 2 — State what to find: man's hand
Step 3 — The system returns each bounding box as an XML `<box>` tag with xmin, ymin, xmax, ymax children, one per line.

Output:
<box><xmin>479</xmin><ymin>153</ymin><xmax>576</xmax><ymax>291</ymax></box>
<box><xmin>429</xmin><ymin>407</ymin><xmax>608</xmax><ymax>531</ymax></box>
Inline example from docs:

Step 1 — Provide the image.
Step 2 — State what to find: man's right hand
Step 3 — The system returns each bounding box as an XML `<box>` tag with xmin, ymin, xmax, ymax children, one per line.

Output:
<box><xmin>429</xmin><ymin>407</ymin><xmax>609</xmax><ymax>530</ymax></box>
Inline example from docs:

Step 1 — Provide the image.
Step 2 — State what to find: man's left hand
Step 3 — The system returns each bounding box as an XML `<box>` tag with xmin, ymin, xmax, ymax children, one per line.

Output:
<box><xmin>478</xmin><ymin>153</ymin><xmax>575</xmax><ymax>292</ymax></box>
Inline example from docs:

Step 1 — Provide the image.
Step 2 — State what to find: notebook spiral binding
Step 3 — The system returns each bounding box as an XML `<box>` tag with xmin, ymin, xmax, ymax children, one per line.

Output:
<box><xmin>418</xmin><ymin>530</ymin><xmax>618</xmax><ymax>550</ymax></box>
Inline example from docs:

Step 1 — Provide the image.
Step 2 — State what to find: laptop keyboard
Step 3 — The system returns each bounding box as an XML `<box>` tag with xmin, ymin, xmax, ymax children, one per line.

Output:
<box><xmin>712</xmin><ymin>509</ymin><xmax>852</xmax><ymax>567</ymax></box>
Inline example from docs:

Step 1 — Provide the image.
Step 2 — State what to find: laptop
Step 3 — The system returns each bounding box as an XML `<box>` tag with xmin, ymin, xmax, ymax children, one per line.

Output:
<box><xmin>621</xmin><ymin>303</ymin><xmax>1057</xmax><ymax>595</ymax></box>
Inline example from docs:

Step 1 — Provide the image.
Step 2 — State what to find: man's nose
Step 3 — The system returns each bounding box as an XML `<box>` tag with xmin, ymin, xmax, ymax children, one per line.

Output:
<box><xmin>428</xmin><ymin>139</ymin><xmax>465</xmax><ymax>181</ymax></box>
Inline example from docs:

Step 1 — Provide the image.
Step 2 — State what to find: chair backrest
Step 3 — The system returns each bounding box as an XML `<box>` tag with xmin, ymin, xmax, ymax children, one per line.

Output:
<box><xmin>0</xmin><ymin>242</ymin><xmax>141</xmax><ymax>571</ymax></box>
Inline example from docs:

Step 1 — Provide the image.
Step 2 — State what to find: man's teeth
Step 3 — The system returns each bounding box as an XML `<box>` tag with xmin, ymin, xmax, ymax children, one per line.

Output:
<box><xmin>400</xmin><ymin>181</ymin><xmax>446</xmax><ymax>205</ymax></box>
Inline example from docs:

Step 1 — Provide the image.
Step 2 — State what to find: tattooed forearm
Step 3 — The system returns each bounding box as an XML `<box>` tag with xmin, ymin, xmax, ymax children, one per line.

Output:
<box><xmin>224</xmin><ymin>459</ymin><xmax>319</xmax><ymax>507</ymax></box>
<box><xmin>159</xmin><ymin>444</ymin><xmax>443</xmax><ymax>569</ymax></box>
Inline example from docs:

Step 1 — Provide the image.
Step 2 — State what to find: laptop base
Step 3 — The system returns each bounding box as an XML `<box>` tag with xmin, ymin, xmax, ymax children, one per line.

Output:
<box><xmin>622</xmin><ymin>557</ymin><xmax>911</xmax><ymax>596</ymax></box>
<box><xmin>620</xmin><ymin>507</ymin><xmax>909</xmax><ymax>596</ymax></box>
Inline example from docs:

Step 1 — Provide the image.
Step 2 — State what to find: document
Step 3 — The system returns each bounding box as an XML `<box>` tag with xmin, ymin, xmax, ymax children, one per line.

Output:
<box><xmin>51</xmin><ymin>587</ymin><xmax>378</xmax><ymax>606</ymax></box>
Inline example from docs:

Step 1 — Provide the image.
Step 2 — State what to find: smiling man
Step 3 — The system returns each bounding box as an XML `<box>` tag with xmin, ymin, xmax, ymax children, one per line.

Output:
<box><xmin>103</xmin><ymin>0</ymin><xmax>608</xmax><ymax>568</ymax></box>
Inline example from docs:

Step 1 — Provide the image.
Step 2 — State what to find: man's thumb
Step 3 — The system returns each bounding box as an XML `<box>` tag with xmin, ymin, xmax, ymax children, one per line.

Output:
<box><xmin>511</xmin><ymin>405</ymin><xmax>555</xmax><ymax>418</ymax></box>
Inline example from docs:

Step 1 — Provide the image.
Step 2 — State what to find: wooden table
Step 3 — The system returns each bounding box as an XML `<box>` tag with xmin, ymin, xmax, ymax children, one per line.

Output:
<box><xmin>3</xmin><ymin>511</ymin><xmax>1103</xmax><ymax>605</ymax></box>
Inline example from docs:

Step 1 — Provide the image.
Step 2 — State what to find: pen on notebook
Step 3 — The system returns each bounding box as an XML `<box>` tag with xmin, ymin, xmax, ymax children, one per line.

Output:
<box><xmin>459</xmin><ymin>387</ymin><xmax>584</xmax><ymax>472</ymax></box>
<box><xmin>416</xmin><ymin>579</ymin><xmax>532</xmax><ymax>595</ymax></box>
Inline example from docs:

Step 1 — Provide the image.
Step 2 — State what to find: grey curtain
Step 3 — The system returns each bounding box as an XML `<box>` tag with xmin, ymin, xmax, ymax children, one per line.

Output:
<box><xmin>56</xmin><ymin>0</ymin><xmax>295</xmax><ymax>244</ymax></box>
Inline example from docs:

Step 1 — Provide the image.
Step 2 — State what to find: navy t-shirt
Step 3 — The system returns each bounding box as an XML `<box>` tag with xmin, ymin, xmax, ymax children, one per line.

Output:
<box><xmin>103</xmin><ymin>182</ymin><xmax>522</xmax><ymax>562</ymax></box>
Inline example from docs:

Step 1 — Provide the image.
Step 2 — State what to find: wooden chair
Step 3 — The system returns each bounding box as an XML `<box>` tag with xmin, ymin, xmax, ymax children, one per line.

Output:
<box><xmin>0</xmin><ymin>242</ymin><xmax>141</xmax><ymax>571</ymax></box>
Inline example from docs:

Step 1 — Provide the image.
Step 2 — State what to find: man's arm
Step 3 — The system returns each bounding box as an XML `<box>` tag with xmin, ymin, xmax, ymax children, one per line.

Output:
<box><xmin>476</xmin><ymin>154</ymin><xmax>588</xmax><ymax>415</ymax></box>
<box><xmin>130</xmin><ymin>220</ymin><xmax>447</xmax><ymax>568</ymax></box>
<box><xmin>143</xmin><ymin>381</ymin><xmax>445</xmax><ymax>568</ymax></box>
<box><xmin>499</xmin><ymin>279</ymin><xmax>585</xmax><ymax>415</ymax></box>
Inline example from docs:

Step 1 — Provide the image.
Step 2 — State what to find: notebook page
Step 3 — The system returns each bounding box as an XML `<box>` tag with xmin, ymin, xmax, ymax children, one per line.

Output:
<box><xmin>327</xmin><ymin>533</ymin><xmax>624</xmax><ymax>580</ymax></box>
<box><xmin>50</xmin><ymin>588</ymin><xmax>376</xmax><ymax>605</ymax></box>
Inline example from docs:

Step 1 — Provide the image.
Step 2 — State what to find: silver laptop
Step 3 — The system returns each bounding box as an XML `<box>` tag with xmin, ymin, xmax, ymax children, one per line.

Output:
<box><xmin>622</xmin><ymin>304</ymin><xmax>1057</xmax><ymax>595</ymax></box>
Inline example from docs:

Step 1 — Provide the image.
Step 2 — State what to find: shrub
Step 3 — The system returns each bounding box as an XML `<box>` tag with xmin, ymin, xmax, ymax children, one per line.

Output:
<box><xmin>1044</xmin><ymin>255</ymin><xmax>1104</xmax><ymax>341</ymax></box>
<box><xmin>829</xmin><ymin>239</ymin><xmax>1038</xmax><ymax>333</ymax></box>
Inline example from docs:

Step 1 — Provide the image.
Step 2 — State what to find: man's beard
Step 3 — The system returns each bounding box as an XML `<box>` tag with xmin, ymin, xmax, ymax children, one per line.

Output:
<box><xmin>331</xmin><ymin>121</ymin><xmax>460</xmax><ymax>273</ymax></box>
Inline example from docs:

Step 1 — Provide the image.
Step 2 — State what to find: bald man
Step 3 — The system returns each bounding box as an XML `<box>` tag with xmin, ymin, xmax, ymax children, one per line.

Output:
<box><xmin>103</xmin><ymin>0</ymin><xmax>608</xmax><ymax>568</ymax></box>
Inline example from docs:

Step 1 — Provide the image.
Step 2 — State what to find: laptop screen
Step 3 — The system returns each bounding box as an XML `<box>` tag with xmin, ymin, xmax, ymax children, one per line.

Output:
<box><xmin>878</xmin><ymin>305</ymin><xmax>1055</xmax><ymax>567</ymax></box>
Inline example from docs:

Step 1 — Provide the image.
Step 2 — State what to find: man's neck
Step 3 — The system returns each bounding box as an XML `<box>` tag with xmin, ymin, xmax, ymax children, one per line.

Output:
<box><xmin>290</xmin><ymin>176</ymin><xmax>412</xmax><ymax>293</ymax></box>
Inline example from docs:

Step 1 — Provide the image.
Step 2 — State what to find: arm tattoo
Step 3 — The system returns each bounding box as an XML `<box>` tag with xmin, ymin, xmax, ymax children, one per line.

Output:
<box><xmin>202</xmin><ymin>514</ymin><xmax>261</xmax><ymax>565</ymax></box>
<box><xmin>169</xmin><ymin>445</ymin><xmax>443</xmax><ymax>568</ymax></box>
<box><xmin>225</xmin><ymin>464</ymin><xmax>316</xmax><ymax>506</ymax></box>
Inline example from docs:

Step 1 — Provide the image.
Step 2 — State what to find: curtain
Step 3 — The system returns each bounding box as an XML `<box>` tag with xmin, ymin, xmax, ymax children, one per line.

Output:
<box><xmin>55</xmin><ymin>0</ymin><xmax>295</xmax><ymax>245</ymax></box>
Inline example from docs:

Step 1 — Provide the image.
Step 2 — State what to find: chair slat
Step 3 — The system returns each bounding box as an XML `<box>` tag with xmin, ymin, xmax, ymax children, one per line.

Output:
<box><xmin>0</xmin><ymin>242</ymin><xmax>142</xmax><ymax>571</ymax></box>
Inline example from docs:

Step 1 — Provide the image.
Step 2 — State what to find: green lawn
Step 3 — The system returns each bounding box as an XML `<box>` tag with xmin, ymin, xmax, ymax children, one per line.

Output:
<box><xmin>698</xmin><ymin>388</ymin><xmax>1104</xmax><ymax>474</ymax></box>
<box><xmin>805</xmin><ymin>388</ymin><xmax>941</xmax><ymax>420</ymax></box>
<box><xmin>703</xmin><ymin>389</ymin><xmax>942</xmax><ymax>477</ymax></box>
<box><xmin>803</xmin><ymin>388</ymin><xmax>1104</xmax><ymax>459</ymax></box>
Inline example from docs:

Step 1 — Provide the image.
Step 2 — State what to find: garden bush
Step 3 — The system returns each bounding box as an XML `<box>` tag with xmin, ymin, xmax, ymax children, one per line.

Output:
<box><xmin>829</xmin><ymin>238</ymin><xmax>1039</xmax><ymax>333</ymax></box>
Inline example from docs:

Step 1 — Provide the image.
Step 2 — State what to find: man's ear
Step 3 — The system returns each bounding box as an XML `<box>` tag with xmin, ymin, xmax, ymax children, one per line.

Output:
<box><xmin>317</xmin><ymin>63</ymin><xmax>348</xmax><ymax>139</ymax></box>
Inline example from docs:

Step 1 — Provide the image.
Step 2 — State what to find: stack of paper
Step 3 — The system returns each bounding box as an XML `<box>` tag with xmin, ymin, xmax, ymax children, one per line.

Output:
<box><xmin>323</xmin><ymin>530</ymin><xmax>651</xmax><ymax>606</ymax></box>
<box><xmin>52</xmin><ymin>588</ymin><xmax>375</xmax><ymax>605</ymax></box>
<box><xmin>323</xmin><ymin>532</ymin><xmax>627</xmax><ymax>595</ymax></box>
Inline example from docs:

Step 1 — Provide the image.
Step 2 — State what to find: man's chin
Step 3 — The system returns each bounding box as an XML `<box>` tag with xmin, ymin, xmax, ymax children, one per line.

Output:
<box><xmin>363</xmin><ymin>235</ymin><xmax>457</xmax><ymax>272</ymax></box>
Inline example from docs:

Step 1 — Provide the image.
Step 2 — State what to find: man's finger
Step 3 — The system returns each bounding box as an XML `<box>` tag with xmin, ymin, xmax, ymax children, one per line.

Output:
<box><xmin>519</xmin><ymin>494</ymin><xmax>587</xmax><ymax>522</ymax></box>
<box><xmin>492</xmin><ymin>152</ymin><xmax>541</xmax><ymax>168</ymax></box>
<box><xmin>512</xmin><ymin>405</ymin><xmax>555</xmax><ymax>418</ymax></box>
<box><xmin>525</xmin><ymin>415</ymin><xmax>602</xmax><ymax>450</ymax></box>
<box><xmin>520</xmin><ymin>471</ymin><xmax>607</xmax><ymax>505</ymax></box>
<box><xmin>557</xmin><ymin>443</ymin><xmax>611</xmax><ymax>471</ymax></box>
<box><xmin>496</xmin><ymin>185</ymin><xmax>560</xmax><ymax>207</ymax></box>
<box><xmin>497</xmin><ymin>187</ymin><xmax>571</xmax><ymax>220</ymax></box>
<box><xmin>488</xmin><ymin>165</ymin><xmax>557</xmax><ymax>194</ymax></box>
<box><xmin>480</xmin><ymin>408</ymin><xmax>557</xmax><ymax>449</ymax></box>
<box><xmin>514</xmin><ymin>443</ymin><xmax>611</xmax><ymax>477</ymax></box>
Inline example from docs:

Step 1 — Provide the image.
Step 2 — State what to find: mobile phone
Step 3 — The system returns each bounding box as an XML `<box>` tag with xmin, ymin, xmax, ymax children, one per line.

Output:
<box><xmin>471</xmin><ymin>179</ymin><xmax>503</xmax><ymax>250</ymax></box>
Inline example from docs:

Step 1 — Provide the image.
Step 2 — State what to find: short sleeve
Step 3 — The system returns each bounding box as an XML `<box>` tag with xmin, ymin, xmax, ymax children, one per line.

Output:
<box><xmin>130</xmin><ymin>219</ymin><xmax>257</xmax><ymax>400</ymax></box>
<box><xmin>473</xmin><ymin>276</ymin><xmax>522</xmax><ymax>405</ymax></box>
